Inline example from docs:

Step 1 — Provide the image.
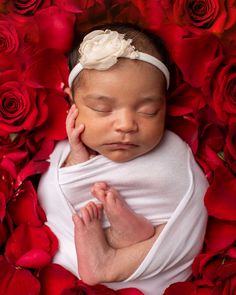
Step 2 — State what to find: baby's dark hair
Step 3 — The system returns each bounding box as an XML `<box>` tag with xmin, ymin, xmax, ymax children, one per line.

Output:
<box><xmin>68</xmin><ymin>23</ymin><xmax>170</xmax><ymax>72</ymax></box>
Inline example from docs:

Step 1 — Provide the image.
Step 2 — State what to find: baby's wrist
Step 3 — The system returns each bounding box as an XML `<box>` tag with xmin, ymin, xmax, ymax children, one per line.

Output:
<box><xmin>62</xmin><ymin>152</ymin><xmax>85</xmax><ymax>167</ymax></box>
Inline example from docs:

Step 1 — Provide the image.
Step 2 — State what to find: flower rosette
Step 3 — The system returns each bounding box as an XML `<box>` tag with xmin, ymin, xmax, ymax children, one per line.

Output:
<box><xmin>78</xmin><ymin>29</ymin><xmax>138</xmax><ymax>70</ymax></box>
<box><xmin>203</xmin><ymin>47</ymin><xmax>236</xmax><ymax>125</ymax></box>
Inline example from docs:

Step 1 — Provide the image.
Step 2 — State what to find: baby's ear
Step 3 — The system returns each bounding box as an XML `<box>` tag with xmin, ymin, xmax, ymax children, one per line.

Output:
<box><xmin>64</xmin><ymin>87</ymin><xmax>73</xmax><ymax>104</ymax></box>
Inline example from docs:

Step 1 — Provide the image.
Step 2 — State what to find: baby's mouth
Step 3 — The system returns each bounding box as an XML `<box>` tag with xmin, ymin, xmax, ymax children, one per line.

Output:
<box><xmin>104</xmin><ymin>142</ymin><xmax>138</xmax><ymax>150</ymax></box>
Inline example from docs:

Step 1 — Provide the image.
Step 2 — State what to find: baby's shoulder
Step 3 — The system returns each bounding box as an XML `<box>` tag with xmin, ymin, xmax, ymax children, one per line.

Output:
<box><xmin>154</xmin><ymin>130</ymin><xmax>190</xmax><ymax>158</ymax></box>
<box><xmin>163</xmin><ymin>130</ymin><xmax>187</xmax><ymax>146</ymax></box>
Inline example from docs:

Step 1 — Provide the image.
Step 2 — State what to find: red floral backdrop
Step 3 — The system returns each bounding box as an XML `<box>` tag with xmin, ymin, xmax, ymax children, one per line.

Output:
<box><xmin>0</xmin><ymin>0</ymin><xmax>236</xmax><ymax>294</ymax></box>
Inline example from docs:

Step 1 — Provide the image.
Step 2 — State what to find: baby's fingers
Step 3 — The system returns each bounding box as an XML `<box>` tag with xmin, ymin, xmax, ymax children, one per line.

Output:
<box><xmin>66</xmin><ymin>104</ymin><xmax>78</xmax><ymax>133</ymax></box>
<box><xmin>70</xmin><ymin>124</ymin><xmax>85</xmax><ymax>145</ymax></box>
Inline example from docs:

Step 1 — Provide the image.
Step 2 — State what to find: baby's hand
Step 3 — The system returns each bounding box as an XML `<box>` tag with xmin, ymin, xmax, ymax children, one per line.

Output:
<box><xmin>64</xmin><ymin>104</ymin><xmax>90</xmax><ymax>166</ymax></box>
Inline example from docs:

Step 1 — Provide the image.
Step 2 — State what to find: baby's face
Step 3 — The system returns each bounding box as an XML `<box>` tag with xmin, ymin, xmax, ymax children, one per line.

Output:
<box><xmin>73</xmin><ymin>59</ymin><xmax>166</xmax><ymax>162</ymax></box>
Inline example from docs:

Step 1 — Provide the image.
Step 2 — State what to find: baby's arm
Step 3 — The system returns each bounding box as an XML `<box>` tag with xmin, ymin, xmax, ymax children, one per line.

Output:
<box><xmin>63</xmin><ymin>104</ymin><xmax>90</xmax><ymax>167</ymax></box>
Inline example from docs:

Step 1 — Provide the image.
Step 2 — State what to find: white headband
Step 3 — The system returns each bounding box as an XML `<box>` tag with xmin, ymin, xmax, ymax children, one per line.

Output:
<box><xmin>68</xmin><ymin>30</ymin><xmax>170</xmax><ymax>89</ymax></box>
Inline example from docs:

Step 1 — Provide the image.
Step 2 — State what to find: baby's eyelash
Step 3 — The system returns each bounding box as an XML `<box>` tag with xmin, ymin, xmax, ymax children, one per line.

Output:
<box><xmin>89</xmin><ymin>106</ymin><xmax>112</xmax><ymax>113</ymax></box>
<box><xmin>138</xmin><ymin>110</ymin><xmax>159</xmax><ymax>116</ymax></box>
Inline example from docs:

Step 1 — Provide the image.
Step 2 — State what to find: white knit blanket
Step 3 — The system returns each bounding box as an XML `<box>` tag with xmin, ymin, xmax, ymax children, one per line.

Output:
<box><xmin>37</xmin><ymin>131</ymin><xmax>208</xmax><ymax>295</ymax></box>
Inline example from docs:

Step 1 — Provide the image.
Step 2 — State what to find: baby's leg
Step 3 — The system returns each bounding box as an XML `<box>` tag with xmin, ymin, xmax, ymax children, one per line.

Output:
<box><xmin>73</xmin><ymin>202</ymin><xmax>163</xmax><ymax>285</ymax></box>
<box><xmin>73</xmin><ymin>202</ymin><xmax>116</xmax><ymax>285</ymax></box>
<box><xmin>91</xmin><ymin>182</ymin><xmax>155</xmax><ymax>249</ymax></box>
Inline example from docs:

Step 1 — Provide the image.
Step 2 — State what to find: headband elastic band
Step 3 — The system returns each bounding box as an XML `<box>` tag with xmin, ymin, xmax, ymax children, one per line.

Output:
<box><xmin>68</xmin><ymin>53</ymin><xmax>170</xmax><ymax>89</ymax></box>
<box><xmin>68</xmin><ymin>29</ymin><xmax>170</xmax><ymax>89</ymax></box>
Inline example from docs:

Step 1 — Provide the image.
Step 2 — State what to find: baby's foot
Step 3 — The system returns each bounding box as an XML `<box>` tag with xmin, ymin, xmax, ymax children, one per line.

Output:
<box><xmin>91</xmin><ymin>182</ymin><xmax>154</xmax><ymax>249</ymax></box>
<box><xmin>72</xmin><ymin>202</ymin><xmax>116</xmax><ymax>285</ymax></box>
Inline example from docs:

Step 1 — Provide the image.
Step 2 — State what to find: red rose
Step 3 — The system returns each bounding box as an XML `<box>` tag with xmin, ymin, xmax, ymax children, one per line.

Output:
<box><xmin>204</xmin><ymin>167</ymin><xmax>236</xmax><ymax>220</ymax></box>
<box><xmin>0</xmin><ymin>70</ymin><xmax>48</xmax><ymax>136</ymax></box>
<box><xmin>10</xmin><ymin>0</ymin><xmax>45</xmax><ymax>15</ymax></box>
<box><xmin>164</xmin><ymin>0</ymin><xmax>236</xmax><ymax>33</ymax></box>
<box><xmin>0</xmin><ymin>256</ymin><xmax>40</xmax><ymax>295</ymax></box>
<box><xmin>192</xmin><ymin>250</ymin><xmax>236</xmax><ymax>292</ymax></box>
<box><xmin>156</xmin><ymin>24</ymin><xmax>224</xmax><ymax>88</ymax></box>
<box><xmin>0</xmin><ymin>67</ymin><xmax>69</xmax><ymax>141</ymax></box>
<box><xmin>0</xmin><ymin>17</ymin><xmax>19</xmax><ymax>54</ymax></box>
<box><xmin>203</xmin><ymin>48</ymin><xmax>236</xmax><ymax>124</ymax></box>
<box><xmin>5</xmin><ymin>223</ymin><xmax>58</xmax><ymax>268</ymax></box>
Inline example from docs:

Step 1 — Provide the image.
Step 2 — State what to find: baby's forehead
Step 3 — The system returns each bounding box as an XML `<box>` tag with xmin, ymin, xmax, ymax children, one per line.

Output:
<box><xmin>73</xmin><ymin>63</ymin><xmax>166</xmax><ymax>105</ymax></box>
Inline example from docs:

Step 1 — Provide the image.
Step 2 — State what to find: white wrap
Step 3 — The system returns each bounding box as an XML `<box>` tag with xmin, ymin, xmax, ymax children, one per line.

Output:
<box><xmin>37</xmin><ymin>131</ymin><xmax>208</xmax><ymax>295</ymax></box>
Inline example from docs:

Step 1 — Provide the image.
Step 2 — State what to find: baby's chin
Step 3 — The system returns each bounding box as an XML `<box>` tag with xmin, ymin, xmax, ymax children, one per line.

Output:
<box><xmin>100</xmin><ymin>150</ymin><xmax>145</xmax><ymax>163</ymax></box>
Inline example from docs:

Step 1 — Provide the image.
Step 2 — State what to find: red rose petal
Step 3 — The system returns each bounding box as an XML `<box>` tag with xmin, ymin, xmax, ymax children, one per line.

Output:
<box><xmin>7</xmin><ymin>180</ymin><xmax>46</xmax><ymax>226</ymax></box>
<box><xmin>39</xmin><ymin>263</ymin><xmax>77</xmax><ymax>295</ymax></box>
<box><xmin>17</xmin><ymin>249</ymin><xmax>51</xmax><ymax>268</ymax></box>
<box><xmin>205</xmin><ymin>217</ymin><xmax>236</xmax><ymax>252</ymax></box>
<box><xmin>0</xmin><ymin>256</ymin><xmax>40</xmax><ymax>295</ymax></box>
<box><xmin>204</xmin><ymin>167</ymin><xmax>236</xmax><ymax>220</ymax></box>
<box><xmin>5</xmin><ymin>224</ymin><xmax>58</xmax><ymax>268</ymax></box>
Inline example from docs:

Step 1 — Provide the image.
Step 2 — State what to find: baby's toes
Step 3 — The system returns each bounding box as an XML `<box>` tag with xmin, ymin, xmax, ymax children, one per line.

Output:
<box><xmin>91</xmin><ymin>186</ymin><xmax>106</xmax><ymax>202</ymax></box>
<box><xmin>72</xmin><ymin>213</ymin><xmax>84</xmax><ymax>229</ymax></box>
<box><xmin>80</xmin><ymin>207</ymin><xmax>93</xmax><ymax>225</ymax></box>
<box><xmin>96</xmin><ymin>203</ymin><xmax>103</xmax><ymax>220</ymax></box>
<box><xmin>86</xmin><ymin>202</ymin><xmax>97</xmax><ymax>219</ymax></box>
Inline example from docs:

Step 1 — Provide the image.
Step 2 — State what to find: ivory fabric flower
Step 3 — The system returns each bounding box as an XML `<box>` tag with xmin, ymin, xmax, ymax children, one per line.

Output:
<box><xmin>78</xmin><ymin>29</ymin><xmax>139</xmax><ymax>70</ymax></box>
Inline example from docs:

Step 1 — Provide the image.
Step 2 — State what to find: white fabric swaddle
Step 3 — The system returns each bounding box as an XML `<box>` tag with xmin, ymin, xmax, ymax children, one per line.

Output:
<box><xmin>37</xmin><ymin>131</ymin><xmax>208</xmax><ymax>295</ymax></box>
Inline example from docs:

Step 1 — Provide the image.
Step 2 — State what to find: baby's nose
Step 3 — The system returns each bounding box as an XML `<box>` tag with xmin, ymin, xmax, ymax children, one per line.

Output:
<box><xmin>114</xmin><ymin>111</ymin><xmax>138</xmax><ymax>133</ymax></box>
